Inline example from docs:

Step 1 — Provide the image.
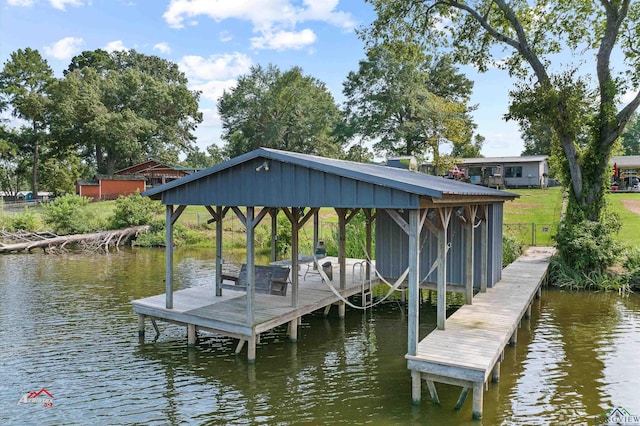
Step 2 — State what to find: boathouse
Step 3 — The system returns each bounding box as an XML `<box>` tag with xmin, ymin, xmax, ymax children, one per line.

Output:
<box><xmin>134</xmin><ymin>147</ymin><xmax>521</xmax><ymax>418</ymax></box>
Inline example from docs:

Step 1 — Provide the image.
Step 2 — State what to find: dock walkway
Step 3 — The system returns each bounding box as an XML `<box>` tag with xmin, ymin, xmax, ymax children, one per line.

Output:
<box><xmin>133</xmin><ymin>257</ymin><xmax>372</xmax><ymax>360</ymax></box>
<box><xmin>406</xmin><ymin>247</ymin><xmax>554</xmax><ymax>419</ymax></box>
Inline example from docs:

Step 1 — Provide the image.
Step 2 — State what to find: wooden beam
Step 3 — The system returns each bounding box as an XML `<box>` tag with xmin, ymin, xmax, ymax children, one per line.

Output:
<box><xmin>408</xmin><ymin>209</ymin><xmax>420</xmax><ymax>355</ymax></box>
<box><xmin>472</xmin><ymin>382</ymin><xmax>484</xmax><ymax>419</ymax></box>
<box><xmin>455</xmin><ymin>387</ymin><xmax>470</xmax><ymax>410</ymax></box>
<box><xmin>291</xmin><ymin>207</ymin><xmax>300</xmax><ymax>307</ymax></box>
<box><xmin>411</xmin><ymin>370</ymin><xmax>422</xmax><ymax>404</ymax></box>
<box><xmin>480</xmin><ymin>204</ymin><xmax>488</xmax><ymax>293</ymax></box>
<box><xmin>270</xmin><ymin>208</ymin><xmax>278</xmax><ymax>263</ymax></box>
<box><xmin>335</xmin><ymin>208</ymin><xmax>348</xmax><ymax>290</ymax></box>
<box><xmin>231</xmin><ymin>206</ymin><xmax>246</xmax><ymax>227</ymax></box>
<box><xmin>436</xmin><ymin>207</ymin><xmax>452</xmax><ymax>330</ymax></box>
<box><xmin>246</xmin><ymin>207</ymin><xmax>255</xmax><ymax>327</ymax></box>
<box><xmin>386</xmin><ymin>208</ymin><xmax>409</xmax><ymax>235</ymax></box>
<box><xmin>165</xmin><ymin>205</ymin><xmax>174</xmax><ymax>309</ymax></box>
<box><xmin>170</xmin><ymin>205</ymin><xmax>186</xmax><ymax>225</ymax></box>
<box><xmin>426</xmin><ymin>380</ymin><xmax>440</xmax><ymax>404</ymax></box>
<box><xmin>187</xmin><ymin>324</ymin><xmax>197</xmax><ymax>346</ymax></box>
<box><xmin>215</xmin><ymin>205</ymin><xmax>224</xmax><ymax>297</ymax></box>
<box><xmin>464</xmin><ymin>206</ymin><xmax>477</xmax><ymax>305</ymax></box>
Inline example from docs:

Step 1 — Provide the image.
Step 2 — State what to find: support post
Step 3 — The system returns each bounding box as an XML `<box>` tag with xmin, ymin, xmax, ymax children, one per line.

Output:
<box><xmin>436</xmin><ymin>208</ymin><xmax>451</xmax><ymax>330</ymax></box>
<box><xmin>472</xmin><ymin>382</ymin><xmax>484</xmax><ymax>419</ymax></box>
<box><xmin>464</xmin><ymin>213</ymin><xmax>474</xmax><ymax>305</ymax></box>
<box><xmin>510</xmin><ymin>330</ymin><xmax>518</xmax><ymax>345</ymax></box>
<box><xmin>288</xmin><ymin>318</ymin><xmax>298</xmax><ymax>342</ymax></box>
<box><xmin>337</xmin><ymin>301</ymin><xmax>346</xmax><ymax>318</ymax></box>
<box><xmin>491</xmin><ymin>361</ymin><xmax>501</xmax><ymax>382</ymax></box>
<box><xmin>138</xmin><ymin>314</ymin><xmax>145</xmax><ymax>337</ymax></box>
<box><xmin>411</xmin><ymin>370</ymin><xmax>422</xmax><ymax>404</ymax></box>
<box><xmin>165</xmin><ymin>205</ymin><xmax>174</xmax><ymax>309</ymax></box>
<box><xmin>187</xmin><ymin>324</ymin><xmax>197</xmax><ymax>346</ymax></box>
<box><xmin>291</xmin><ymin>208</ymin><xmax>300</xmax><ymax>308</ymax></box>
<box><xmin>246</xmin><ymin>207</ymin><xmax>255</xmax><ymax>327</ymax></box>
<box><xmin>407</xmin><ymin>209</ymin><xmax>420</xmax><ymax>355</ymax></box>
<box><xmin>337</xmin><ymin>209</ymin><xmax>347</xmax><ymax>290</ymax></box>
<box><xmin>480</xmin><ymin>205</ymin><xmax>488</xmax><ymax>293</ymax></box>
<box><xmin>536</xmin><ymin>286</ymin><xmax>542</xmax><ymax>299</ymax></box>
<box><xmin>526</xmin><ymin>303</ymin><xmax>532</xmax><ymax>319</ymax></box>
<box><xmin>271</xmin><ymin>209</ymin><xmax>278</xmax><ymax>263</ymax></box>
<box><xmin>247</xmin><ymin>334</ymin><xmax>256</xmax><ymax>363</ymax></box>
<box><xmin>215</xmin><ymin>206</ymin><xmax>223</xmax><ymax>297</ymax></box>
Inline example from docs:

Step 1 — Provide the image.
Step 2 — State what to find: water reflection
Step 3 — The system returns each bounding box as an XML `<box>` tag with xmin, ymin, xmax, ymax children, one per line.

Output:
<box><xmin>0</xmin><ymin>249</ymin><xmax>639</xmax><ymax>425</ymax></box>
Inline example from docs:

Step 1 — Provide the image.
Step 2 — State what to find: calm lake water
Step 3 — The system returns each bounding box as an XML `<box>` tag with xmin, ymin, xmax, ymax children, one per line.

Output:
<box><xmin>1</xmin><ymin>248</ymin><xmax>639</xmax><ymax>425</ymax></box>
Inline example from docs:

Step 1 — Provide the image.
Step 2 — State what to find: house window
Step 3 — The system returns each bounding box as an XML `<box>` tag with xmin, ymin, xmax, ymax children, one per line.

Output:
<box><xmin>504</xmin><ymin>166</ymin><xmax>523</xmax><ymax>178</ymax></box>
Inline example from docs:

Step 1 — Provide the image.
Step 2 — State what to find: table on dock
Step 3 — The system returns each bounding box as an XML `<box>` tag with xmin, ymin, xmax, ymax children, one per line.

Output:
<box><xmin>406</xmin><ymin>246</ymin><xmax>555</xmax><ymax>419</ymax></box>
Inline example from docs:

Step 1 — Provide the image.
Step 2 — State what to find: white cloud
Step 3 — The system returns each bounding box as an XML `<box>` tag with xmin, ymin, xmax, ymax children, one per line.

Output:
<box><xmin>43</xmin><ymin>36</ymin><xmax>84</xmax><ymax>60</ymax></box>
<box><xmin>178</xmin><ymin>52</ymin><xmax>252</xmax><ymax>81</ymax></box>
<box><xmin>162</xmin><ymin>0</ymin><xmax>354</xmax><ymax>51</ymax></box>
<box><xmin>49</xmin><ymin>0</ymin><xmax>85</xmax><ymax>10</ymax></box>
<box><xmin>104</xmin><ymin>40</ymin><xmax>128</xmax><ymax>52</ymax></box>
<box><xmin>250</xmin><ymin>28</ymin><xmax>316</xmax><ymax>51</ymax></box>
<box><xmin>153</xmin><ymin>42</ymin><xmax>172</xmax><ymax>54</ymax></box>
<box><xmin>191</xmin><ymin>79</ymin><xmax>238</xmax><ymax>102</ymax></box>
<box><xmin>7</xmin><ymin>0</ymin><xmax>35</xmax><ymax>6</ymax></box>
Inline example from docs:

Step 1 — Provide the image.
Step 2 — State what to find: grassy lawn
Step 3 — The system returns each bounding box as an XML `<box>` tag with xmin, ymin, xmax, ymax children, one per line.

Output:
<box><xmin>502</xmin><ymin>186</ymin><xmax>564</xmax><ymax>246</ymax></box>
<box><xmin>607</xmin><ymin>192</ymin><xmax>640</xmax><ymax>247</ymax></box>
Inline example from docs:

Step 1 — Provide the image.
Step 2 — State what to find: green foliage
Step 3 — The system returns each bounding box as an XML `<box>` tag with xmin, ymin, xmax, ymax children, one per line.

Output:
<box><xmin>50</xmin><ymin>49</ymin><xmax>202</xmax><ymax>175</ymax></box>
<box><xmin>9</xmin><ymin>208</ymin><xmax>43</xmax><ymax>231</ymax></box>
<box><xmin>110</xmin><ymin>191</ymin><xmax>162</xmax><ymax>229</ymax></box>
<box><xmin>218</xmin><ymin>64</ymin><xmax>344</xmax><ymax>158</ymax></box>
<box><xmin>275</xmin><ymin>213</ymin><xmax>292</xmax><ymax>257</ymax></box>
<box><xmin>622</xmin><ymin>113</ymin><xmax>640</xmax><ymax>155</ymax></box>
<box><xmin>363</xmin><ymin>0</ymin><xmax>640</xmax><ymax>224</ymax></box>
<box><xmin>553</xmin><ymin>215</ymin><xmax>622</xmax><ymax>276</ymax></box>
<box><xmin>342</xmin><ymin>44</ymin><xmax>477</xmax><ymax>165</ymax></box>
<box><xmin>42</xmin><ymin>194</ymin><xmax>96</xmax><ymax>235</ymax></box>
<box><xmin>502</xmin><ymin>234</ymin><xmax>523</xmax><ymax>267</ymax></box>
<box><xmin>623</xmin><ymin>247</ymin><xmax>640</xmax><ymax>272</ymax></box>
<box><xmin>132</xmin><ymin>221</ymin><xmax>208</xmax><ymax>248</ymax></box>
<box><xmin>324</xmin><ymin>211</ymin><xmax>374</xmax><ymax>259</ymax></box>
<box><xmin>548</xmin><ymin>257</ymin><xmax>630</xmax><ymax>292</ymax></box>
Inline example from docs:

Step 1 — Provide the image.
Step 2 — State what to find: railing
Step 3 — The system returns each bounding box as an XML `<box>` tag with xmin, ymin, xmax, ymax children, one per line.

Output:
<box><xmin>503</xmin><ymin>222</ymin><xmax>560</xmax><ymax>246</ymax></box>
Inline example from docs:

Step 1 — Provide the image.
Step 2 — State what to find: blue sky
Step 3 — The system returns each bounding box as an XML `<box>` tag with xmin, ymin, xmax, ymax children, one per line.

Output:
<box><xmin>1</xmin><ymin>0</ymin><xmax>526</xmax><ymax>157</ymax></box>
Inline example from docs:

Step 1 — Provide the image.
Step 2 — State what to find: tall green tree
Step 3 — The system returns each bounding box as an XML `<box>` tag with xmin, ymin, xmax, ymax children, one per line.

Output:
<box><xmin>621</xmin><ymin>113</ymin><xmax>640</xmax><ymax>155</ymax></box>
<box><xmin>342</xmin><ymin>44</ymin><xmax>477</xmax><ymax>170</ymax></box>
<box><xmin>50</xmin><ymin>49</ymin><xmax>202</xmax><ymax>174</ymax></box>
<box><xmin>364</xmin><ymin>0</ymin><xmax>640</xmax><ymax>224</ymax></box>
<box><xmin>218</xmin><ymin>64</ymin><xmax>343</xmax><ymax>158</ymax></box>
<box><xmin>0</xmin><ymin>48</ymin><xmax>54</xmax><ymax>199</ymax></box>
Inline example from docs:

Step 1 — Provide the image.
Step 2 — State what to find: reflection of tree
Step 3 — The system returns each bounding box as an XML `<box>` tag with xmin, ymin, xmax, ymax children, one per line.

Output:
<box><xmin>513</xmin><ymin>290</ymin><xmax>622</xmax><ymax>422</ymax></box>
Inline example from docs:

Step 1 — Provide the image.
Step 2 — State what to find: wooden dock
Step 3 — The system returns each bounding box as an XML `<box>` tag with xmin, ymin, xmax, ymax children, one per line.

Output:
<box><xmin>133</xmin><ymin>257</ymin><xmax>373</xmax><ymax>360</ymax></box>
<box><xmin>406</xmin><ymin>246</ymin><xmax>555</xmax><ymax>419</ymax></box>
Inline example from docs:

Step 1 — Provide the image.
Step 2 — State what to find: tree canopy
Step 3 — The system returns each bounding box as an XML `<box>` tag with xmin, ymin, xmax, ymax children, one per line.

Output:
<box><xmin>342</xmin><ymin>44</ymin><xmax>478</xmax><ymax>169</ymax></box>
<box><xmin>218</xmin><ymin>64</ymin><xmax>344</xmax><ymax>158</ymax></box>
<box><xmin>364</xmin><ymin>0</ymin><xmax>640</xmax><ymax>223</ymax></box>
<box><xmin>50</xmin><ymin>49</ymin><xmax>202</xmax><ymax>174</ymax></box>
<box><xmin>0</xmin><ymin>48</ymin><xmax>54</xmax><ymax>198</ymax></box>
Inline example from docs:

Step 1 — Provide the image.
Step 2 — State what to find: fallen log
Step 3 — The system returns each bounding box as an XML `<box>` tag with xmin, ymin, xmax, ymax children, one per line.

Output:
<box><xmin>0</xmin><ymin>225</ymin><xmax>150</xmax><ymax>254</ymax></box>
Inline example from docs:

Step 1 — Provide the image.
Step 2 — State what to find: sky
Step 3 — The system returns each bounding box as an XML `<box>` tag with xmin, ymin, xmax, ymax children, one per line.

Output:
<box><xmin>1</xmin><ymin>0</ymin><xmax>527</xmax><ymax>158</ymax></box>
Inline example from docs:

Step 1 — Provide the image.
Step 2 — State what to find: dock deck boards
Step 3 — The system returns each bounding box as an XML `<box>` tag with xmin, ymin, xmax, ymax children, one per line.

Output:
<box><xmin>132</xmin><ymin>257</ymin><xmax>372</xmax><ymax>338</ymax></box>
<box><xmin>406</xmin><ymin>247</ymin><xmax>554</xmax><ymax>417</ymax></box>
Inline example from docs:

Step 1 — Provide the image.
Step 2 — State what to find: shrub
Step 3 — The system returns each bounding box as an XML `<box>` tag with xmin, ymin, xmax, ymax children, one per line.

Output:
<box><xmin>553</xmin><ymin>216</ymin><xmax>622</xmax><ymax>275</ymax></box>
<box><xmin>110</xmin><ymin>192</ymin><xmax>162</xmax><ymax>229</ymax></box>
<box><xmin>8</xmin><ymin>208</ymin><xmax>43</xmax><ymax>231</ymax></box>
<box><xmin>502</xmin><ymin>234</ymin><xmax>523</xmax><ymax>267</ymax></box>
<box><xmin>42</xmin><ymin>194</ymin><xmax>94</xmax><ymax>235</ymax></box>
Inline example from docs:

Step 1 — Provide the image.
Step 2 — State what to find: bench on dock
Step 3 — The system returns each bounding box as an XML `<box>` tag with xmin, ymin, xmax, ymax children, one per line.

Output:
<box><xmin>220</xmin><ymin>264</ymin><xmax>290</xmax><ymax>296</ymax></box>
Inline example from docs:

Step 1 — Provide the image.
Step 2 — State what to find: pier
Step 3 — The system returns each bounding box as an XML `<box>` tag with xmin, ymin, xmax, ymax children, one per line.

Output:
<box><xmin>406</xmin><ymin>246</ymin><xmax>554</xmax><ymax>419</ymax></box>
<box><xmin>133</xmin><ymin>257</ymin><xmax>372</xmax><ymax>360</ymax></box>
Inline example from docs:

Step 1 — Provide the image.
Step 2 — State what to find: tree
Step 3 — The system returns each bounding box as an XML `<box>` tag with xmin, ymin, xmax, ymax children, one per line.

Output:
<box><xmin>50</xmin><ymin>49</ymin><xmax>202</xmax><ymax>174</ymax></box>
<box><xmin>452</xmin><ymin>133</ymin><xmax>484</xmax><ymax>158</ymax></box>
<box><xmin>622</xmin><ymin>113</ymin><xmax>640</xmax><ymax>155</ymax></box>
<box><xmin>520</xmin><ymin>121</ymin><xmax>554</xmax><ymax>156</ymax></box>
<box><xmin>0</xmin><ymin>48</ymin><xmax>54</xmax><ymax>199</ymax></box>
<box><xmin>364</xmin><ymin>0</ymin><xmax>640</xmax><ymax>224</ymax></box>
<box><xmin>218</xmin><ymin>64</ymin><xmax>343</xmax><ymax>158</ymax></box>
<box><xmin>342</xmin><ymin>44</ymin><xmax>477</xmax><ymax>170</ymax></box>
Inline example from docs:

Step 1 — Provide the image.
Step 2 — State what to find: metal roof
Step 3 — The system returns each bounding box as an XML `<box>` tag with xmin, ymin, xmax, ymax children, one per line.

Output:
<box><xmin>611</xmin><ymin>155</ymin><xmax>640</xmax><ymax>168</ymax></box>
<box><xmin>457</xmin><ymin>155</ymin><xmax>548</xmax><ymax>165</ymax></box>
<box><xmin>143</xmin><ymin>148</ymin><xmax>517</xmax><ymax>208</ymax></box>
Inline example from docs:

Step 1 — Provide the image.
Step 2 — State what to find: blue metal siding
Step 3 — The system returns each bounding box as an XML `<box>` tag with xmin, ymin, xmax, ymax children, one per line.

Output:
<box><xmin>376</xmin><ymin>203</ymin><xmax>504</xmax><ymax>288</ymax></box>
<box><xmin>160</xmin><ymin>158</ymin><xmax>420</xmax><ymax>209</ymax></box>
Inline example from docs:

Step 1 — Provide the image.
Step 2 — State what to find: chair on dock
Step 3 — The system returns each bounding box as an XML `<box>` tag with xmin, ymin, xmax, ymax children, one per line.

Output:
<box><xmin>221</xmin><ymin>264</ymin><xmax>290</xmax><ymax>296</ymax></box>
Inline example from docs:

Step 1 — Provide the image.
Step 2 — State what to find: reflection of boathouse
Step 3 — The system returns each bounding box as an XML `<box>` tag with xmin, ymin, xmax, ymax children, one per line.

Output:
<box><xmin>133</xmin><ymin>147</ymin><xmax>551</xmax><ymax>419</ymax></box>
